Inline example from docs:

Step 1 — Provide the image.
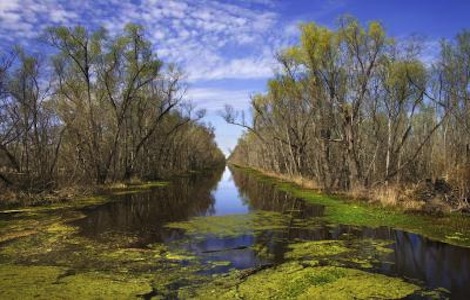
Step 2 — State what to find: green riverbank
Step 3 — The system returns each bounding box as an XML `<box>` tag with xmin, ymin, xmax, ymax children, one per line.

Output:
<box><xmin>231</xmin><ymin>164</ymin><xmax>470</xmax><ymax>248</ymax></box>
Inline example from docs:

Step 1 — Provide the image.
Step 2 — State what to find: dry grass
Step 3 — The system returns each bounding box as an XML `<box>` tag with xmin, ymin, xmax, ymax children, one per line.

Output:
<box><xmin>368</xmin><ymin>184</ymin><xmax>424</xmax><ymax>210</ymax></box>
<box><xmin>371</xmin><ymin>185</ymin><xmax>400</xmax><ymax>207</ymax></box>
<box><xmin>254</xmin><ymin>168</ymin><xmax>425</xmax><ymax>210</ymax></box>
<box><xmin>0</xmin><ymin>185</ymin><xmax>95</xmax><ymax>208</ymax></box>
<box><xmin>290</xmin><ymin>174</ymin><xmax>319</xmax><ymax>190</ymax></box>
<box><xmin>259</xmin><ymin>169</ymin><xmax>319</xmax><ymax>190</ymax></box>
<box><xmin>347</xmin><ymin>185</ymin><xmax>369</xmax><ymax>201</ymax></box>
<box><xmin>252</xmin><ymin>168</ymin><xmax>431</xmax><ymax>212</ymax></box>
<box><xmin>105</xmin><ymin>182</ymin><xmax>128</xmax><ymax>190</ymax></box>
<box><xmin>251</xmin><ymin>165</ymin><xmax>470</xmax><ymax>213</ymax></box>
<box><xmin>447</xmin><ymin>164</ymin><xmax>470</xmax><ymax>211</ymax></box>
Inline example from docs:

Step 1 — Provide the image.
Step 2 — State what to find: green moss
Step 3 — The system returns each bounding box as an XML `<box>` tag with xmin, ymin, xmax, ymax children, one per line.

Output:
<box><xmin>0</xmin><ymin>165</ymin><xmax>460</xmax><ymax>298</ymax></box>
<box><xmin>189</xmin><ymin>263</ymin><xmax>419</xmax><ymax>299</ymax></box>
<box><xmin>165</xmin><ymin>211</ymin><xmax>289</xmax><ymax>237</ymax></box>
<box><xmin>236</xmin><ymin>166</ymin><xmax>470</xmax><ymax>247</ymax></box>
<box><xmin>286</xmin><ymin>240</ymin><xmax>350</xmax><ymax>259</ymax></box>
<box><xmin>298</xmin><ymin>267</ymin><xmax>418</xmax><ymax>300</ymax></box>
<box><xmin>282</xmin><ymin>239</ymin><xmax>395</xmax><ymax>271</ymax></box>
<box><xmin>0</xmin><ymin>265</ymin><xmax>152</xmax><ymax>299</ymax></box>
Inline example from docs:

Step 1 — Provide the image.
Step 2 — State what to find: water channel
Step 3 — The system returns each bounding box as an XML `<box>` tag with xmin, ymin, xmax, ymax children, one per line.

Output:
<box><xmin>71</xmin><ymin>166</ymin><xmax>470</xmax><ymax>299</ymax></box>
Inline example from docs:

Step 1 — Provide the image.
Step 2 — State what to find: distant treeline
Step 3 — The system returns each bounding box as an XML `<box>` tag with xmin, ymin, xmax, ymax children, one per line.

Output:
<box><xmin>0</xmin><ymin>24</ymin><xmax>224</xmax><ymax>191</ymax></box>
<box><xmin>226</xmin><ymin>16</ymin><xmax>470</xmax><ymax>205</ymax></box>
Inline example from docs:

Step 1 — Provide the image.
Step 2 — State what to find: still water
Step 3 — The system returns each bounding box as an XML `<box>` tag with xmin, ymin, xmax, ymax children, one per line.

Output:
<box><xmin>74</xmin><ymin>166</ymin><xmax>470</xmax><ymax>298</ymax></box>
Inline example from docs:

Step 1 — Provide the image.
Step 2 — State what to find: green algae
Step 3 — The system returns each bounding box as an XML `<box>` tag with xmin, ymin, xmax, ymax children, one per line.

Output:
<box><xmin>0</xmin><ymin>219</ymin><xmax>84</xmax><ymax>261</ymax></box>
<box><xmin>187</xmin><ymin>262</ymin><xmax>419</xmax><ymax>299</ymax></box>
<box><xmin>0</xmin><ymin>166</ymin><xmax>462</xmax><ymax>298</ymax></box>
<box><xmin>0</xmin><ymin>265</ymin><xmax>152</xmax><ymax>299</ymax></box>
<box><xmin>286</xmin><ymin>240</ymin><xmax>350</xmax><ymax>260</ymax></box>
<box><xmin>0</xmin><ymin>178</ymin><xmax>226</xmax><ymax>298</ymax></box>
<box><xmin>297</xmin><ymin>267</ymin><xmax>418</xmax><ymax>300</ymax></box>
<box><xmin>0</xmin><ymin>224</ymin><xmax>212</xmax><ymax>299</ymax></box>
<box><xmin>165</xmin><ymin>209</ymin><xmax>325</xmax><ymax>242</ymax></box>
<box><xmin>280</xmin><ymin>238</ymin><xmax>396</xmax><ymax>271</ymax></box>
<box><xmin>129</xmin><ymin>181</ymin><xmax>169</xmax><ymax>189</ymax></box>
<box><xmin>0</xmin><ymin>213</ymin><xmax>201</xmax><ymax>276</ymax></box>
<box><xmin>341</xmin><ymin>238</ymin><xmax>395</xmax><ymax>257</ymax></box>
<box><xmin>165</xmin><ymin>211</ymin><xmax>290</xmax><ymax>238</ymax></box>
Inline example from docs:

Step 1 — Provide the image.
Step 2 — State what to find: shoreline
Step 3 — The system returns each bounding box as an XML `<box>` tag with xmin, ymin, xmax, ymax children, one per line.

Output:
<box><xmin>230</xmin><ymin>164</ymin><xmax>470</xmax><ymax>248</ymax></box>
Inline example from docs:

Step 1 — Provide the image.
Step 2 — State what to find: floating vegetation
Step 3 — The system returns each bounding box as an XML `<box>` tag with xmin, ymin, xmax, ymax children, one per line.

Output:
<box><xmin>165</xmin><ymin>210</ymin><xmax>324</xmax><ymax>239</ymax></box>
<box><xmin>0</xmin><ymin>265</ymin><xmax>152</xmax><ymax>299</ymax></box>
<box><xmin>0</xmin><ymin>167</ymin><xmax>466</xmax><ymax>298</ymax></box>
<box><xmin>185</xmin><ymin>263</ymin><xmax>419</xmax><ymax>299</ymax></box>
<box><xmin>286</xmin><ymin>240</ymin><xmax>350</xmax><ymax>259</ymax></box>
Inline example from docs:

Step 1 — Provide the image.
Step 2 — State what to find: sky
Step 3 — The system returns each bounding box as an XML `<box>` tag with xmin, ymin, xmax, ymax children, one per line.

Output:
<box><xmin>1</xmin><ymin>0</ymin><xmax>469</xmax><ymax>155</ymax></box>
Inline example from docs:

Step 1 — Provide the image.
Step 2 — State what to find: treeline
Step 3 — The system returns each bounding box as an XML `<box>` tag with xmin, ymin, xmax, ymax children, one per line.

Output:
<box><xmin>226</xmin><ymin>16</ymin><xmax>470</xmax><ymax>207</ymax></box>
<box><xmin>0</xmin><ymin>24</ymin><xmax>224</xmax><ymax>192</ymax></box>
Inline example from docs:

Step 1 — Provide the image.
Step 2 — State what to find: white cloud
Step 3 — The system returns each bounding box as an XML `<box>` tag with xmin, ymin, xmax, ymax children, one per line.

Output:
<box><xmin>0</xmin><ymin>0</ymin><xmax>20</xmax><ymax>13</ymax></box>
<box><xmin>188</xmin><ymin>87</ymin><xmax>254</xmax><ymax>112</ymax></box>
<box><xmin>0</xmin><ymin>0</ymin><xmax>355</xmax><ymax>153</ymax></box>
<box><xmin>0</xmin><ymin>0</ymin><xmax>291</xmax><ymax>153</ymax></box>
<box><xmin>0</xmin><ymin>0</ymin><xmax>80</xmax><ymax>41</ymax></box>
<box><xmin>187</xmin><ymin>86</ymin><xmax>256</xmax><ymax>155</ymax></box>
<box><xmin>0</xmin><ymin>0</ymin><xmax>289</xmax><ymax>82</ymax></box>
<box><xmin>187</xmin><ymin>55</ymin><xmax>275</xmax><ymax>81</ymax></box>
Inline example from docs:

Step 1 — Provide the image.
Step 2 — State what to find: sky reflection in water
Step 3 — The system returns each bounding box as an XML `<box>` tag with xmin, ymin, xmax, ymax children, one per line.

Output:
<box><xmin>74</xmin><ymin>166</ymin><xmax>470</xmax><ymax>298</ymax></box>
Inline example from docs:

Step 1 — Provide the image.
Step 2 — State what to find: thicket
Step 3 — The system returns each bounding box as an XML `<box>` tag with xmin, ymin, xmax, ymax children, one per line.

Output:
<box><xmin>226</xmin><ymin>16</ymin><xmax>470</xmax><ymax>211</ymax></box>
<box><xmin>0</xmin><ymin>24</ymin><xmax>224</xmax><ymax>197</ymax></box>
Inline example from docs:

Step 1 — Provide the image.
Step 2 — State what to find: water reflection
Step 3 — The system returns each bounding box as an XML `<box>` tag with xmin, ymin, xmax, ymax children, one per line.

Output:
<box><xmin>230</xmin><ymin>166</ymin><xmax>325</xmax><ymax>217</ymax></box>
<box><xmin>73</xmin><ymin>167</ymin><xmax>224</xmax><ymax>244</ymax></box>
<box><xmin>75</xmin><ymin>166</ymin><xmax>470</xmax><ymax>298</ymax></box>
<box><xmin>207</xmin><ymin>168</ymin><xmax>249</xmax><ymax>216</ymax></box>
<box><xmin>391</xmin><ymin>231</ymin><xmax>470</xmax><ymax>299</ymax></box>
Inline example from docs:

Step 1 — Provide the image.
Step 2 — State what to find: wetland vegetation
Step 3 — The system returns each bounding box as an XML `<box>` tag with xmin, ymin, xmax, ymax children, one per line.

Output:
<box><xmin>1</xmin><ymin>166</ymin><xmax>469</xmax><ymax>299</ymax></box>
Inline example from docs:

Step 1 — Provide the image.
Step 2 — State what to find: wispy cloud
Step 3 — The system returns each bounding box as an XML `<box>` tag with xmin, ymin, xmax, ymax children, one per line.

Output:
<box><xmin>187</xmin><ymin>86</ymin><xmax>256</xmax><ymax>155</ymax></box>
<box><xmin>0</xmin><ymin>0</ymin><xmax>296</xmax><ymax>153</ymax></box>
<box><xmin>0</xmin><ymin>0</ymin><xmax>291</xmax><ymax>82</ymax></box>
<box><xmin>188</xmin><ymin>87</ymin><xmax>255</xmax><ymax>112</ymax></box>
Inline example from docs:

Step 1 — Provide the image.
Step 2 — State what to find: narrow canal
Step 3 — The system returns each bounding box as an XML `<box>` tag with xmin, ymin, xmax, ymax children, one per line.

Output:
<box><xmin>72</xmin><ymin>166</ymin><xmax>470</xmax><ymax>299</ymax></box>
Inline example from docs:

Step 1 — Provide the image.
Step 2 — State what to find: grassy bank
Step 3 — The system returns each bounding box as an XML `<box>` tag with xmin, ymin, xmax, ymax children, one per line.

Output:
<box><xmin>231</xmin><ymin>164</ymin><xmax>470</xmax><ymax>248</ymax></box>
<box><xmin>0</xmin><ymin>180</ymin><xmax>169</xmax><ymax>213</ymax></box>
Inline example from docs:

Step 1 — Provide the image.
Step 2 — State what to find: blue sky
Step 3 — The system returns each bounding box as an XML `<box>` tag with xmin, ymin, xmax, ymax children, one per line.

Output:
<box><xmin>1</xmin><ymin>0</ymin><xmax>469</xmax><ymax>155</ymax></box>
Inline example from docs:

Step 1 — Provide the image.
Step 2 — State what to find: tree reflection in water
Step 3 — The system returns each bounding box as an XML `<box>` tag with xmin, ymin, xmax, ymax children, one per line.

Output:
<box><xmin>73</xmin><ymin>167</ymin><xmax>224</xmax><ymax>245</ymax></box>
<box><xmin>74</xmin><ymin>166</ymin><xmax>470</xmax><ymax>297</ymax></box>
